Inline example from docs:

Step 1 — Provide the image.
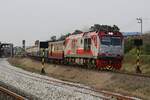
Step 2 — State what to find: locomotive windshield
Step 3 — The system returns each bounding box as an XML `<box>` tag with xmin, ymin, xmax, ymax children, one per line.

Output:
<box><xmin>101</xmin><ymin>37</ymin><xmax>121</xmax><ymax>46</ymax></box>
<box><xmin>111</xmin><ymin>37</ymin><xmax>121</xmax><ymax>46</ymax></box>
<box><xmin>101</xmin><ymin>37</ymin><xmax>111</xmax><ymax>45</ymax></box>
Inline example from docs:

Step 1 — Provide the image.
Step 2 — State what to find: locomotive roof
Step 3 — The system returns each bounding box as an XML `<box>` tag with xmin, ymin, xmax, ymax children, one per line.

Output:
<box><xmin>66</xmin><ymin>31</ymin><xmax>123</xmax><ymax>39</ymax></box>
<box><xmin>66</xmin><ymin>33</ymin><xmax>83</xmax><ymax>39</ymax></box>
<box><xmin>48</xmin><ymin>40</ymin><xmax>64</xmax><ymax>44</ymax></box>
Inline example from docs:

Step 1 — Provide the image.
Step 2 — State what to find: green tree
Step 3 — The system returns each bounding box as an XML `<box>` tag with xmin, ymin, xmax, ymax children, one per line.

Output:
<box><xmin>89</xmin><ymin>24</ymin><xmax>120</xmax><ymax>32</ymax></box>
<box><xmin>72</xmin><ymin>30</ymin><xmax>83</xmax><ymax>35</ymax></box>
<box><xmin>124</xmin><ymin>38</ymin><xmax>134</xmax><ymax>53</ymax></box>
<box><xmin>51</xmin><ymin>36</ymin><xmax>56</xmax><ymax>41</ymax></box>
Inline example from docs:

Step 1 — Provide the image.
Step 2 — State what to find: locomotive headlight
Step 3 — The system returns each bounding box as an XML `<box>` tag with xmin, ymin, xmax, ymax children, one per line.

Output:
<box><xmin>108</xmin><ymin>32</ymin><xmax>113</xmax><ymax>35</ymax></box>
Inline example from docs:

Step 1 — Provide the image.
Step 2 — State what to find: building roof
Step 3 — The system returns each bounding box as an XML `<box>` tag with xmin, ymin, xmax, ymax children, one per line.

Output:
<box><xmin>122</xmin><ymin>32</ymin><xmax>141</xmax><ymax>36</ymax></box>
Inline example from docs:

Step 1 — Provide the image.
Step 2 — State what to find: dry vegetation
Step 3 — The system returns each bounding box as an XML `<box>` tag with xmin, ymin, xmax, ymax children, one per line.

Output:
<box><xmin>122</xmin><ymin>54</ymin><xmax>150</xmax><ymax>75</ymax></box>
<box><xmin>122</xmin><ymin>33</ymin><xmax>150</xmax><ymax>75</ymax></box>
<box><xmin>8</xmin><ymin>57</ymin><xmax>150</xmax><ymax>100</ymax></box>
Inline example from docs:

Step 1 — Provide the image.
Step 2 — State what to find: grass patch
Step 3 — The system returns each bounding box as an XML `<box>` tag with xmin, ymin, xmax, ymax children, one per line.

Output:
<box><xmin>122</xmin><ymin>54</ymin><xmax>150</xmax><ymax>75</ymax></box>
<box><xmin>105</xmin><ymin>74</ymin><xmax>150</xmax><ymax>100</ymax></box>
<box><xmin>8</xmin><ymin>57</ymin><xmax>41</xmax><ymax>73</ymax></box>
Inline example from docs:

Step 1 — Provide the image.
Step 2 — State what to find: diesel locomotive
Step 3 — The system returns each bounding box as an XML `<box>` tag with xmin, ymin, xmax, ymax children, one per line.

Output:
<box><xmin>26</xmin><ymin>26</ymin><xmax>124</xmax><ymax>70</ymax></box>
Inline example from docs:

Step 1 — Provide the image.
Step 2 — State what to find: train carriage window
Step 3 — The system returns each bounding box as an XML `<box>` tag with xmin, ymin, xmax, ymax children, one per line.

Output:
<box><xmin>84</xmin><ymin>38</ymin><xmax>91</xmax><ymax>51</ymax></box>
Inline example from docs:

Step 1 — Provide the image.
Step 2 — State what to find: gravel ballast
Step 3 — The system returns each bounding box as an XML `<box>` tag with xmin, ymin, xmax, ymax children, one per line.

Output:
<box><xmin>0</xmin><ymin>58</ymin><xmax>111</xmax><ymax>100</ymax></box>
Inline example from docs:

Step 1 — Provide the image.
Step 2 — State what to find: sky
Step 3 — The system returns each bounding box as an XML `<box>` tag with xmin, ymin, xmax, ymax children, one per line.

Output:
<box><xmin>0</xmin><ymin>0</ymin><xmax>150</xmax><ymax>46</ymax></box>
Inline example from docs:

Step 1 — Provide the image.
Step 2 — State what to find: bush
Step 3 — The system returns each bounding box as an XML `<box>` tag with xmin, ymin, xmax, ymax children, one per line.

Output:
<box><xmin>142</xmin><ymin>44</ymin><xmax>150</xmax><ymax>55</ymax></box>
<box><xmin>124</xmin><ymin>38</ymin><xmax>134</xmax><ymax>53</ymax></box>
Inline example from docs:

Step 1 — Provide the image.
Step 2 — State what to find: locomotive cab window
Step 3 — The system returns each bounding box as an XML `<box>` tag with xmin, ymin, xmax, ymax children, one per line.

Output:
<box><xmin>84</xmin><ymin>38</ymin><xmax>91</xmax><ymax>51</ymax></box>
<box><xmin>111</xmin><ymin>37</ymin><xmax>121</xmax><ymax>46</ymax></box>
<box><xmin>101</xmin><ymin>37</ymin><xmax>121</xmax><ymax>46</ymax></box>
<box><xmin>101</xmin><ymin>37</ymin><xmax>111</xmax><ymax>45</ymax></box>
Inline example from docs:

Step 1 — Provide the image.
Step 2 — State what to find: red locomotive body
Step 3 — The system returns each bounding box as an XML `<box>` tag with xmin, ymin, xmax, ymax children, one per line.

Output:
<box><xmin>64</xmin><ymin>31</ymin><xmax>124</xmax><ymax>70</ymax></box>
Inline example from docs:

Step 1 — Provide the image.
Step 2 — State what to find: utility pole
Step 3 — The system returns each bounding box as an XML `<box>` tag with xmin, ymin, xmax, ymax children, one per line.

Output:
<box><xmin>136</xmin><ymin>17</ymin><xmax>143</xmax><ymax>35</ymax></box>
<box><xmin>22</xmin><ymin>40</ymin><xmax>25</xmax><ymax>56</ymax></box>
<box><xmin>10</xmin><ymin>44</ymin><xmax>14</xmax><ymax>57</ymax></box>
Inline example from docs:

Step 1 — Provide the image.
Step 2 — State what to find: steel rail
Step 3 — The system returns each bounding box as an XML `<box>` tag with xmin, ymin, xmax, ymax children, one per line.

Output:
<box><xmin>0</xmin><ymin>86</ymin><xmax>25</xmax><ymax>100</ymax></box>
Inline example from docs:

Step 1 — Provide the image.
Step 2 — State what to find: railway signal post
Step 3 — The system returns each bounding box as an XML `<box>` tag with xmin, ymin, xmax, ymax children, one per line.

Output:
<box><xmin>41</xmin><ymin>49</ymin><xmax>46</xmax><ymax>74</ymax></box>
<box><xmin>40</xmin><ymin>42</ymin><xmax>48</xmax><ymax>74</ymax></box>
<box><xmin>134</xmin><ymin>39</ymin><xmax>143</xmax><ymax>73</ymax></box>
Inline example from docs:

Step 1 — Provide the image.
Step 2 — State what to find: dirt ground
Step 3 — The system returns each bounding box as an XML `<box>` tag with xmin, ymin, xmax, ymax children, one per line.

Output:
<box><xmin>8</xmin><ymin>57</ymin><xmax>150</xmax><ymax>100</ymax></box>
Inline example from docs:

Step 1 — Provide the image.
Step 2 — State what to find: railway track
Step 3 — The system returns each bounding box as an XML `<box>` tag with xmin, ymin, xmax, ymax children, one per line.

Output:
<box><xmin>0</xmin><ymin>86</ymin><xmax>25</xmax><ymax>100</ymax></box>
<box><xmin>5</xmin><ymin>60</ymin><xmax>141</xmax><ymax>100</ymax></box>
<box><xmin>111</xmin><ymin>70</ymin><xmax>150</xmax><ymax>78</ymax></box>
<box><xmin>67</xmin><ymin>64</ymin><xmax>150</xmax><ymax>79</ymax></box>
